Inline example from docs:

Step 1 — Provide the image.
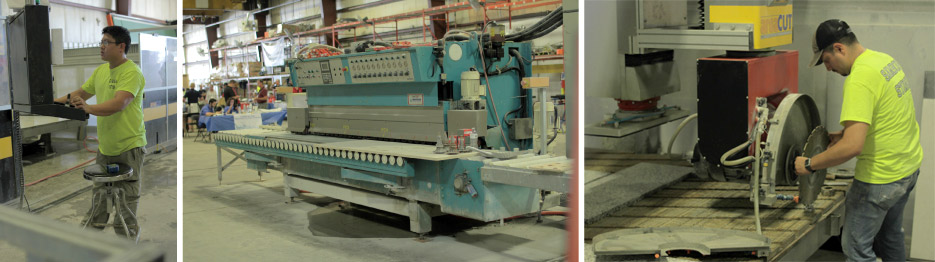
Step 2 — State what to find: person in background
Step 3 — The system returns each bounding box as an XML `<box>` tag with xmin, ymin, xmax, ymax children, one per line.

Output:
<box><xmin>224</xmin><ymin>97</ymin><xmax>240</xmax><ymax>115</ymax></box>
<box><xmin>222</xmin><ymin>80</ymin><xmax>239</xmax><ymax>107</ymax></box>
<box><xmin>198</xmin><ymin>84</ymin><xmax>207</xmax><ymax>107</ymax></box>
<box><xmin>288</xmin><ymin>78</ymin><xmax>302</xmax><ymax>93</ymax></box>
<box><xmin>185</xmin><ymin>83</ymin><xmax>200</xmax><ymax>105</ymax></box>
<box><xmin>206</xmin><ymin>83</ymin><xmax>219</xmax><ymax>101</ymax></box>
<box><xmin>201</xmin><ymin>98</ymin><xmax>219</xmax><ymax>117</ymax></box>
<box><xmin>255</xmin><ymin>80</ymin><xmax>269</xmax><ymax>110</ymax></box>
<box><xmin>184</xmin><ymin>84</ymin><xmax>201</xmax><ymax>132</ymax></box>
<box><xmin>189</xmin><ymin>98</ymin><xmax>217</xmax><ymax>132</ymax></box>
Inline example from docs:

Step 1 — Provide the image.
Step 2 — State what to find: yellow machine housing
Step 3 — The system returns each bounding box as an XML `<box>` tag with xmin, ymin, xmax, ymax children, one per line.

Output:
<box><xmin>708</xmin><ymin>1</ymin><xmax>793</xmax><ymax>49</ymax></box>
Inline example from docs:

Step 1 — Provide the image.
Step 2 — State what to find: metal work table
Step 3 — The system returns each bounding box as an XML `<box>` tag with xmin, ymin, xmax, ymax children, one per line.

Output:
<box><xmin>585</xmin><ymin>108</ymin><xmax>691</xmax><ymax>138</ymax></box>
<box><xmin>19</xmin><ymin>115</ymin><xmax>86</xmax><ymax>138</ymax></box>
<box><xmin>586</xmin><ymin>167</ymin><xmax>850</xmax><ymax>261</ymax></box>
<box><xmin>19</xmin><ymin>115</ymin><xmax>87</xmax><ymax>155</ymax></box>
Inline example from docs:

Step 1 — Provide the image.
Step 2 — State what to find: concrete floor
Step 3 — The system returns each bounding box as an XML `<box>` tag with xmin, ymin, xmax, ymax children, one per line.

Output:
<box><xmin>0</xmin><ymin>132</ymin><xmax>178</xmax><ymax>261</ymax></box>
<box><xmin>182</xmin><ymin>135</ymin><xmax>567</xmax><ymax>262</ymax></box>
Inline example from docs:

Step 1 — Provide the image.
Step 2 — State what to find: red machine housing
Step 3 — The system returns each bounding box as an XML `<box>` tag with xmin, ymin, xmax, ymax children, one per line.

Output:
<box><xmin>694</xmin><ymin>51</ymin><xmax>798</xmax><ymax>180</ymax></box>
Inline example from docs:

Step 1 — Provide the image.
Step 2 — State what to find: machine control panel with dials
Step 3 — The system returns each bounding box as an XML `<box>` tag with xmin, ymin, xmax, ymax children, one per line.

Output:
<box><xmin>293</xmin><ymin>58</ymin><xmax>346</xmax><ymax>86</ymax></box>
<box><xmin>348</xmin><ymin>51</ymin><xmax>415</xmax><ymax>83</ymax></box>
<box><xmin>292</xmin><ymin>50</ymin><xmax>418</xmax><ymax>87</ymax></box>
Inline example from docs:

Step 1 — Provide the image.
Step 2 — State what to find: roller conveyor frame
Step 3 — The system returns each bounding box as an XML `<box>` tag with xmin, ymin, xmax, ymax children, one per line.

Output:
<box><xmin>213</xmin><ymin>128</ymin><xmax>571</xmax><ymax>234</ymax></box>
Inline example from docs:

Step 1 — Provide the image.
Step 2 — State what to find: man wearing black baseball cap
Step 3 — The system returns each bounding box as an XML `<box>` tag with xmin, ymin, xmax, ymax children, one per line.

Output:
<box><xmin>794</xmin><ymin>19</ymin><xmax>923</xmax><ymax>262</ymax></box>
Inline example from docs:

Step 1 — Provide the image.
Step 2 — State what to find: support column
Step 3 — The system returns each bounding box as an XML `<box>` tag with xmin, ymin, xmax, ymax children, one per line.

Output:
<box><xmin>320</xmin><ymin>0</ymin><xmax>337</xmax><ymax>46</ymax></box>
<box><xmin>428</xmin><ymin>0</ymin><xmax>447</xmax><ymax>40</ymax></box>
<box><xmin>115</xmin><ymin>0</ymin><xmax>130</xmax><ymax>16</ymax></box>
<box><xmin>205</xmin><ymin>17</ymin><xmax>220</xmax><ymax>68</ymax></box>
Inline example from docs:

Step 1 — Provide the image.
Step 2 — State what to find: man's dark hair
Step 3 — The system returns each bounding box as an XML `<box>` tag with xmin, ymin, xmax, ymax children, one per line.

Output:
<box><xmin>824</xmin><ymin>33</ymin><xmax>859</xmax><ymax>53</ymax></box>
<box><xmin>209</xmin><ymin>98</ymin><xmax>217</xmax><ymax>104</ymax></box>
<box><xmin>102</xmin><ymin>26</ymin><xmax>131</xmax><ymax>54</ymax></box>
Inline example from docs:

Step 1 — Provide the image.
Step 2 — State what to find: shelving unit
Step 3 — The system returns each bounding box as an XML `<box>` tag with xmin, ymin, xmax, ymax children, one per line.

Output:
<box><xmin>207</xmin><ymin>0</ymin><xmax>562</xmax><ymax>54</ymax></box>
<box><xmin>189</xmin><ymin>0</ymin><xmax>564</xmax><ymax>102</ymax></box>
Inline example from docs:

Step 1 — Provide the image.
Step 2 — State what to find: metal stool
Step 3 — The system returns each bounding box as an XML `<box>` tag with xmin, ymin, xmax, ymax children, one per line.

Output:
<box><xmin>194</xmin><ymin>123</ymin><xmax>211</xmax><ymax>143</ymax></box>
<box><xmin>81</xmin><ymin>163</ymin><xmax>139</xmax><ymax>242</ymax></box>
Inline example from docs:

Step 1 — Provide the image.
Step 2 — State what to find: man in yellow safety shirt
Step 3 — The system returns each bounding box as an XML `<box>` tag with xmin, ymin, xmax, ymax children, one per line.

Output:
<box><xmin>53</xmin><ymin>26</ymin><xmax>146</xmax><ymax>239</ymax></box>
<box><xmin>795</xmin><ymin>19</ymin><xmax>923</xmax><ymax>262</ymax></box>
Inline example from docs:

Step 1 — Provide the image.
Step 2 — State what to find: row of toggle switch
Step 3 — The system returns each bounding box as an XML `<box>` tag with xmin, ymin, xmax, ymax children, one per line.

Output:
<box><xmin>349</xmin><ymin>54</ymin><xmax>407</xmax><ymax>63</ymax></box>
<box><xmin>353</xmin><ymin>71</ymin><xmax>410</xmax><ymax>78</ymax></box>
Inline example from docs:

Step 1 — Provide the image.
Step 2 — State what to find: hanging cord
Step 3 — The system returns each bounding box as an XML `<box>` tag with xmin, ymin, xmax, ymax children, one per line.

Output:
<box><xmin>476</xmin><ymin>31</ymin><xmax>511</xmax><ymax>151</ymax></box>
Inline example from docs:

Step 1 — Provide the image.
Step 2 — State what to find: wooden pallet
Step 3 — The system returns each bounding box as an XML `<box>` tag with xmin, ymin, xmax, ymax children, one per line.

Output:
<box><xmin>586</xmin><ymin>177</ymin><xmax>850</xmax><ymax>261</ymax></box>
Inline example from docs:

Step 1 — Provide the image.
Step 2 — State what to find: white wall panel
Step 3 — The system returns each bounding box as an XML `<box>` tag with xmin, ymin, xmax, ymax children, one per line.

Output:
<box><xmin>43</xmin><ymin>1</ymin><xmax>175</xmax><ymax>49</ymax></box>
<box><xmin>130</xmin><ymin>0</ymin><xmax>177</xmax><ymax>21</ymax></box>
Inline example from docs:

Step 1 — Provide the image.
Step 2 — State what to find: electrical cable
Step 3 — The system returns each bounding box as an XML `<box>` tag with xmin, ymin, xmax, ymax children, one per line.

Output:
<box><xmin>495</xmin><ymin>49</ymin><xmax>529</xmax><ymax>125</ymax></box>
<box><xmin>25</xmin><ymin>158</ymin><xmax>97</xmax><ymax>187</ymax></box>
<box><xmin>547</xmin><ymin>105</ymin><xmax>559</xmax><ymax>146</ymax></box>
<box><xmin>504</xmin><ymin>6</ymin><xmax>563</xmax><ymax>41</ymax></box>
<box><xmin>84</xmin><ymin>136</ymin><xmax>99</xmax><ymax>153</ymax></box>
<box><xmin>492</xmin><ymin>6</ymin><xmax>562</xmax><ymax>42</ymax></box>
<box><xmin>480</xmin><ymin>6</ymin><xmax>562</xmax><ymax>43</ymax></box>
<box><xmin>475</xmin><ymin>32</ymin><xmax>511</xmax><ymax>151</ymax></box>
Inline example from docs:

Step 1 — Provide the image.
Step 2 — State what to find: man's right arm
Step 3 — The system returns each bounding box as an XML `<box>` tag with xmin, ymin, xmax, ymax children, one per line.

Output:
<box><xmin>54</xmin><ymin>89</ymin><xmax>93</xmax><ymax>104</ymax></box>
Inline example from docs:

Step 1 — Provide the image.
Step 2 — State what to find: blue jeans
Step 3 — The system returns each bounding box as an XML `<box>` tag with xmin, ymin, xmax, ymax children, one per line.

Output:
<box><xmin>843</xmin><ymin>169</ymin><xmax>919</xmax><ymax>262</ymax></box>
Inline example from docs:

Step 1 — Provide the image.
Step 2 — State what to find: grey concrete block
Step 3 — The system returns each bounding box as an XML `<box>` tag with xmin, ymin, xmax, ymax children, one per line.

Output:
<box><xmin>584</xmin><ymin>162</ymin><xmax>693</xmax><ymax>224</ymax></box>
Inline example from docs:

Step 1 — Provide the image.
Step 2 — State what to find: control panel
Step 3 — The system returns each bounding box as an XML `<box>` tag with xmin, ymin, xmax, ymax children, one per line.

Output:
<box><xmin>293</xmin><ymin>58</ymin><xmax>346</xmax><ymax>86</ymax></box>
<box><xmin>348</xmin><ymin>51</ymin><xmax>415</xmax><ymax>84</ymax></box>
<box><xmin>292</xmin><ymin>50</ymin><xmax>418</xmax><ymax>87</ymax></box>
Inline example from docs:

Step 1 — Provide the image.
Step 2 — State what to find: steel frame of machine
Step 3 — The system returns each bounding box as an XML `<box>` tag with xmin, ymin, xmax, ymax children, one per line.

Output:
<box><xmin>210</xmin><ymin>28</ymin><xmax>569</xmax><ymax>234</ymax></box>
<box><xmin>213</xmin><ymin>130</ymin><xmax>568</xmax><ymax>234</ymax></box>
<box><xmin>588</xmin><ymin>0</ymin><xmax>850</xmax><ymax>260</ymax></box>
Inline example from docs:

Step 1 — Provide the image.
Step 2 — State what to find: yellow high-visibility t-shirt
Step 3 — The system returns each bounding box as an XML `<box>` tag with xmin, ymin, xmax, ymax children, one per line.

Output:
<box><xmin>840</xmin><ymin>49</ymin><xmax>923</xmax><ymax>184</ymax></box>
<box><xmin>81</xmin><ymin>60</ymin><xmax>147</xmax><ymax>156</ymax></box>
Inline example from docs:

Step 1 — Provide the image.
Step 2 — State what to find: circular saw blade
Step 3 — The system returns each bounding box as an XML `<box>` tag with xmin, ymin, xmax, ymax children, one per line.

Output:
<box><xmin>765</xmin><ymin>94</ymin><xmax>822</xmax><ymax>186</ymax></box>
<box><xmin>799</xmin><ymin>125</ymin><xmax>830</xmax><ymax>207</ymax></box>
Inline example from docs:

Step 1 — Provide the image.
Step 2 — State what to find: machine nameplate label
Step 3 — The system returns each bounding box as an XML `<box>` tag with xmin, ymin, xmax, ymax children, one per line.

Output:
<box><xmin>408</xmin><ymin>94</ymin><xmax>424</xmax><ymax>105</ymax></box>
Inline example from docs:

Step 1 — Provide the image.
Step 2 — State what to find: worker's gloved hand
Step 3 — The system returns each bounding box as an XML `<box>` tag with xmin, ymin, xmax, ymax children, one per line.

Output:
<box><xmin>828</xmin><ymin>130</ymin><xmax>843</xmax><ymax>148</ymax></box>
<box><xmin>794</xmin><ymin>156</ymin><xmax>812</xmax><ymax>175</ymax></box>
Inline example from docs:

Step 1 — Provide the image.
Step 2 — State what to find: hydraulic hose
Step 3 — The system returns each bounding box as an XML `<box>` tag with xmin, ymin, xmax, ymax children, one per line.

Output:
<box><xmin>721</xmin><ymin>140</ymin><xmax>755</xmax><ymax>166</ymax></box>
<box><xmin>666</xmin><ymin>113</ymin><xmax>698</xmax><ymax>156</ymax></box>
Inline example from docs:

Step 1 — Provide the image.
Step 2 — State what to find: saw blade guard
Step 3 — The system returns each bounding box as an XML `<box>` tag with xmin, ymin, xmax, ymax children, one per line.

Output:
<box><xmin>763</xmin><ymin>93</ymin><xmax>822</xmax><ymax>187</ymax></box>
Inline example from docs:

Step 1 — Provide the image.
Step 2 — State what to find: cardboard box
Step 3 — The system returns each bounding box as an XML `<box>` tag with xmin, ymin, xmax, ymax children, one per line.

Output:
<box><xmin>276</xmin><ymin>87</ymin><xmax>293</xmax><ymax>94</ymax></box>
<box><xmin>273</xmin><ymin>24</ymin><xmax>301</xmax><ymax>36</ymax></box>
<box><xmin>522</xmin><ymin>77</ymin><xmax>550</xmax><ymax>89</ymax></box>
